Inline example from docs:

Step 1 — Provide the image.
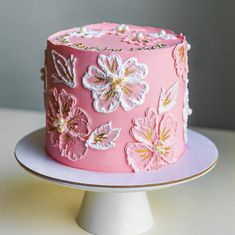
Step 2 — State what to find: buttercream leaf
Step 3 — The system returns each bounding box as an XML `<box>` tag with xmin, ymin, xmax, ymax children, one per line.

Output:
<box><xmin>86</xmin><ymin>122</ymin><xmax>121</xmax><ymax>150</ymax></box>
<box><xmin>51</xmin><ymin>50</ymin><xmax>76</xmax><ymax>88</ymax></box>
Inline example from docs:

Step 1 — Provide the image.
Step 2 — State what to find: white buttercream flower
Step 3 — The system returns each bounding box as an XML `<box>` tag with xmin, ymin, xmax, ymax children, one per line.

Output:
<box><xmin>82</xmin><ymin>54</ymin><xmax>149</xmax><ymax>113</ymax></box>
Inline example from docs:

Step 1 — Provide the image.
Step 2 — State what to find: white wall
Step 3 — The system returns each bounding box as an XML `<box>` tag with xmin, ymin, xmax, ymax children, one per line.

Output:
<box><xmin>0</xmin><ymin>0</ymin><xmax>234</xmax><ymax>129</ymax></box>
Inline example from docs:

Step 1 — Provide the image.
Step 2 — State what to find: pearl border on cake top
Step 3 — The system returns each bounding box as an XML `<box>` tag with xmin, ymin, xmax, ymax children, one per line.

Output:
<box><xmin>53</xmin><ymin>24</ymin><xmax>181</xmax><ymax>52</ymax></box>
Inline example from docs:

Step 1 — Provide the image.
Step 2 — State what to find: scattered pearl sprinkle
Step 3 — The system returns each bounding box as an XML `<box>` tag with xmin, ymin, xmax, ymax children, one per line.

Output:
<box><xmin>187</xmin><ymin>43</ymin><xmax>191</xmax><ymax>51</ymax></box>
<box><xmin>80</xmin><ymin>26</ymin><xmax>87</xmax><ymax>33</ymax></box>
<box><xmin>160</xmin><ymin>29</ymin><xmax>166</xmax><ymax>36</ymax></box>
<box><xmin>136</xmin><ymin>32</ymin><xmax>144</xmax><ymax>41</ymax></box>
<box><xmin>116</xmin><ymin>24</ymin><xmax>129</xmax><ymax>33</ymax></box>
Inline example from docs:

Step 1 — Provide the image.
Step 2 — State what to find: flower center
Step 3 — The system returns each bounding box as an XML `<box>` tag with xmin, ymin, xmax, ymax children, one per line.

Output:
<box><xmin>53</xmin><ymin>117</ymin><xmax>67</xmax><ymax>133</ymax></box>
<box><xmin>154</xmin><ymin>141</ymin><xmax>170</xmax><ymax>156</ymax></box>
<box><xmin>110</xmin><ymin>76</ymin><xmax>126</xmax><ymax>91</ymax></box>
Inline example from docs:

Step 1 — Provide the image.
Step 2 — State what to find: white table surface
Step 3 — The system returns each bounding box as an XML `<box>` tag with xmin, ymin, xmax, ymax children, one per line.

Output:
<box><xmin>0</xmin><ymin>108</ymin><xmax>234</xmax><ymax>235</ymax></box>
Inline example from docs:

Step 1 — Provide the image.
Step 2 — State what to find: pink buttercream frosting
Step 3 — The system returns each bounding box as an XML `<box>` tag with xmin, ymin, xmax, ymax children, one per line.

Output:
<box><xmin>43</xmin><ymin>22</ymin><xmax>189</xmax><ymax>173</ymax></box>
<box><xmin>49</xmin><ymin>22</ymin><xmax>183</xmax><ymax>51</ymax></box>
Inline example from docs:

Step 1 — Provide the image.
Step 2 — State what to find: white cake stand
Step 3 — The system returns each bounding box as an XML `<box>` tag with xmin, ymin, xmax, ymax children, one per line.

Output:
<box><xmin>15</xmin><ymin>128</ymin><xmax>218</xmax><ymax>235</ymax></box>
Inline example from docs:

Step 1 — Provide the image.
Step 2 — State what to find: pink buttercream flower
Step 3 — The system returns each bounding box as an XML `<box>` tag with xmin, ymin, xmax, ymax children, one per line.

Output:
<box><xmin>47</xmin><ymin>88</ymin><xmax>91</xmax><ymax>161</ymax></box>
<box><xmin>126</xmin><ymin>108</ymin><xmax>178</xmax><ymax>172</ymax></box>
<box><xmin>82</xmin><ymin>53</ymin><xmax>149</xmax><ymax>113</ymax></box>
<box><xmin>173</xmin><ymin>40</ymin><xmax>189</xmax><ymax>81</ymax></box>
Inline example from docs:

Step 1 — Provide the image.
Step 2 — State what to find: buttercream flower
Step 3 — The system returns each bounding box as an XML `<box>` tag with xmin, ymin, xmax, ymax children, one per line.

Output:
<box><xmin>122</xmin><ymin>31</ymin><xmax>155</xmax><ymax>46</ymax></box>
<box><xmin>182</xmin><ymin>79</ymin><xmax>192</xmax><ymax>142</ymax></box>
<box><xmin>47</xmin><ymin>88</ymin><xmax>91</xmax><ymax>161</ymax></box>
<box><xmin>82</xmin><ymin>54</ymin><xmax>149</xmax><ymax>113</ymax></box>
<box><xmin>126</xmin><ymin>108</ymin><xmax>178</xmax><ymax>172</ymax></box>
<box><xmin>55</xmin><ymin>27</ymin><xmax>104</xmax><ymax>45</ymax></box>
<box><xmin>68</xmin><ymin>26</ymin><xmax>105</xmax><ymax>38</ymax></box>
<box><xmin>173</xmin><ymin>40</ymin><xmax>189</xmax><ymax>81</ymax></box>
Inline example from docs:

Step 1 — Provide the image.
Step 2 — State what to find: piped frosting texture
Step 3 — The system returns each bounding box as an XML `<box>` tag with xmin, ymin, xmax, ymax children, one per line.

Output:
<box><xmin>49</xmin><ymin>22</ymin><xmax>183</xmax><ymax>52</ymax></box>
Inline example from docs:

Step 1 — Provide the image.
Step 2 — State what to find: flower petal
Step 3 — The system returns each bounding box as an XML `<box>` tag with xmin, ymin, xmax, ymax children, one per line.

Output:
<box><xmin>120</xmin><ymin>81</ymin><xmax>149</xmax><ymax>111</ymax></box>
<box><xmin>173</xmin><ymin>40</ymin><xmax>189</xmax><ymax>81</ymax></box>
<box><xmin>122</xmin><ymin>58</ymin><xmax>148</xmax><ymax>81</ymax></box>
<box><xmin>97</xmin><ymin>54</ymin><xmax>122</xmax><ymax>77</ymax></box>
<box><xmin>158</xmin><ymin>81</ymin><xmax>178</xmax><ymax>114</ymax></box>
<box><xmin>126</xmin><ymin>143</ymin><xmax>154</xmax><ymax>172</ymax></box>
<box><xmin>159</xmin><ymin>115</ymin><xmax>178</xmax><ymax>143</ymax></box>
<box><xmin>92</xmin><ymin>86</ymin><xmax>121</xmax><ymax>113</ymax></box>
<box><xmin>67</xmin><ymin>107</ymin><xmax>91</xmax><ymax>137</ymax></box>
<box><xmin>131</xmin><ymin>108</ymin><xmax>158</xmax><ymax>145</ymax></box>
<box><xmin>58</xmin><ymin>89</ymin><xmax>77</xmax><ymax>116</ymax></box>
<box><xmin>59</xmin><ymin>133</ymin><xmax>88</xmax><ymax>161</ymax></box>
<box><xmin>157</xmin><ymin>115</ymin><xmax>178</xmax><ymax>164</ymax></box>
<box><xmin>86</xmin><ymin>122</ymin><xmax>121</xmax><ymax>150</ymax></box>
<box><xmin>49</xmin><ymin>130</ymin><xmax>61</xmax><ymax>146</ymax></box>
<box><xmin>48</xmin><ymin>88</ymin><xmax>76</xmax><ymax>119</ymax></box>
<box><xmin>147</xmin><ymin>154</ymin><xmax>165</xmax><ymax>171</ymax></box>
<box><xmin>82</xmin><ymin>66</ymin><xmax>108</xmax><ymax>91</ymax></box>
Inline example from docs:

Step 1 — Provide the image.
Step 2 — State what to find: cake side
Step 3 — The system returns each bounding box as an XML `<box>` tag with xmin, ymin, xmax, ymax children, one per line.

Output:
<box><xmin>42</xmin><ymin>23</ymin><xmax>191</xmax><ymax>173</ymax></box>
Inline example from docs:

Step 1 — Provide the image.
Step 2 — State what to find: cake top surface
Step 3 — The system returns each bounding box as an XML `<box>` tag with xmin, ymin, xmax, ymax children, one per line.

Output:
<box><xmin>48</xmin><ymin>22</ymin><xmax>184</xmax><ymax>52</ymax></box>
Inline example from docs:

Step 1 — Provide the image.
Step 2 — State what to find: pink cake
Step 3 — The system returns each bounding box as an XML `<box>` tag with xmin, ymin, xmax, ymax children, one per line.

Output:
<box><xmin>41</xmin><ymin>22</ymin><xmax>192</xmax><ymax>173</ymax></box>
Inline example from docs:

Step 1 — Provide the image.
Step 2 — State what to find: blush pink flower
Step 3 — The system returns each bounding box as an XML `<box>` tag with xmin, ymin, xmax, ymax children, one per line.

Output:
<box><xmin>126</xmin><ymin>108</ymin><xmax>178</xmax><ymax>172</ymax></box>
<box><xmin>47</xmin><ymin>88</ymin><xmax>91</xmax><ymax>161</ymax></box>
<box><xmin>173</xmin><ymin>40</ymin><xmax>189</xmax><ymax>81</ymax></box>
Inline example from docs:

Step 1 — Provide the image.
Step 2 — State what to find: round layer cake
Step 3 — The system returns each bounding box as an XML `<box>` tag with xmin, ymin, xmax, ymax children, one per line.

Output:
<box><xmin>41</xmin><ymin>22</ymin><xmax>192</xmax><ymax>173</ymax></box>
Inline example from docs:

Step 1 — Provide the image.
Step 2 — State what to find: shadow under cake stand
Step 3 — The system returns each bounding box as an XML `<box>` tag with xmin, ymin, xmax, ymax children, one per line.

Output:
<box><xmin>15</xmin><ymin>128</ymin><xmax>218</xmax><ymax>235</ymax></box>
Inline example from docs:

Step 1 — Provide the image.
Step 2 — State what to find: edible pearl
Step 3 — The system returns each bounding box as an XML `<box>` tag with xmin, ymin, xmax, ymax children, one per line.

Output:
<box><xmin>116</xmin><ymin>24</ymin><xmax>129</xmax><ymax>33</ymax></box>
<box><xmin>57</xmin><ymin>118</ymin><xmax>65</xmax><ymax>125</ymax></box>
<box><xmin>159</xmin><ymin>29</ymin><xmax>166</xmax><ymax>36</ymax></box>
<box><xmin>58</xmin><ymin>126</ymin><xmax>65</xmax><ymax>133</ymax></box>
<box><xmin>80</xmin><ymin>26</ymin><xmax>87</xmax><ymax>33</ymax></box>
<box><xmin>122</xmin><ymin>24</ymin><xmax>129</xmax><ymax>31</ymax></box>
<box><xmin>116</xmin><ymin>25</ymin><xmax>122</xmax><ymax>32</ymax></box>
<box><xmin>136</xmin><ymin>32</ymin><xmax>144</xmax><ymax>41</ymax></box>
<box><xmin>187</xmin><ymin>43</ymin><xmax>191</xmax><ymax>51</ymax></box>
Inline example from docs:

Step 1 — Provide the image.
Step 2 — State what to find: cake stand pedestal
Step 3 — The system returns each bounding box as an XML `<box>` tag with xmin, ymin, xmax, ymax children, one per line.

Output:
<box><xmin>15</xmin><ymin>128</ymin><xmax>218</xmax><ymax>235</ymax></box>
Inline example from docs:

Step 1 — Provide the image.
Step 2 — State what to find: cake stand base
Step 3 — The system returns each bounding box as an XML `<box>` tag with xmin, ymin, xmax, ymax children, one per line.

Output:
<box><xmin>77</xmin><ymin>191</ymin><xmax>153</xmax><ymax>235</ymax></box>
<box><xmin>15</xmin><ymin>128</ymin><xmax>218</xmax><ymax>235</ymax></box>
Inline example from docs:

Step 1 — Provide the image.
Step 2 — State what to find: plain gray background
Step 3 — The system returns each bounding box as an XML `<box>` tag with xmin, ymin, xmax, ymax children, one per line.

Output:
<box><xmin>0</xmin><ymin>0</ymin><xmax>234</xmax><ymax>129</ymax></box>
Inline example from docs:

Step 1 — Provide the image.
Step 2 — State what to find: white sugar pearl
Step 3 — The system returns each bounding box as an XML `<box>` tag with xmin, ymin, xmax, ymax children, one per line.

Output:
<box><xmin>136</xmin><ymin>32</ymin><xmax>144</xmax><ymax>40</ymax></box>
<box><xmin>116</xmin><ymin>25</ymin><xmax>123</xmax><ymax>32</ymax></box>
<box><xmin>80</xmin><ymin>26</ymin><xmax>87</xmax><ymax>33</ymax></box>
<box><xmin>160</xmin><ymin>29</ymin><xmax>166</xmax><ymax>36</ymax></box>
<box><xmin>187</xmin><ymin>43</ymin><xmax>191</xmax><ymax>51</ymax></box>
<box><xmin>122</xmin><ymin>24</ymin><xmax>129</xmax><ymax>31</ymax></box>
<box><xmin>116</xmin><ymin>24</ymin><xmax>129</xmax><ymax>33</ymax></box>
<box><xmin>69</xmin><ymin>31</ymin><xmax>77</xmax><ymax>37</ymax></box>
